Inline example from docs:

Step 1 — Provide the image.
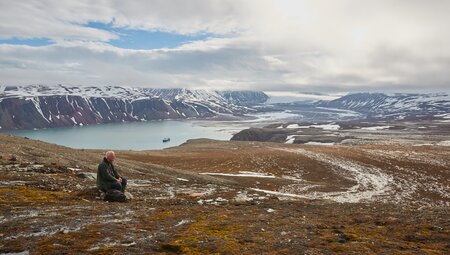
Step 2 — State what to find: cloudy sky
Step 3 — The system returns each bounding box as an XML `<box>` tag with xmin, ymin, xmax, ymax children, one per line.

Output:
<box><xmin>0</xmin><ymin>0</ymin><xmax>449</xmax><ymax>92</ymax></box>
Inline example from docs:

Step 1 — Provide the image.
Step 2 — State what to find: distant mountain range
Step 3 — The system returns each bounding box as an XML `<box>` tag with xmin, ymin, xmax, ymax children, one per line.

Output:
<box><xmin>316</xmin><ymin>92</ymin><xmax>450</xmax><ymax>120</ymax></box>
<box><xmin>0</xmin><ymin>85</ymin><xmax>268</xmax><ymax>130</ymax></box>
<box><xmin>1</xmin><ymin>85</ymin><xmax>449</xmax><ymax>130</ymax></box>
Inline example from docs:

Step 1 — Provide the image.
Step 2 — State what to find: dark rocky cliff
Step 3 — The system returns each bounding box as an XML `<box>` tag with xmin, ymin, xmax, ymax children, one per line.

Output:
<box><xmin>230</xmin><ymin>128</ymin><xmax>289</xmax><ymax>143</ymax></box>
<box><xmin>0</xmin><ymin>85</ymin><xmax>269</xmax><ymax>130</ymax></box>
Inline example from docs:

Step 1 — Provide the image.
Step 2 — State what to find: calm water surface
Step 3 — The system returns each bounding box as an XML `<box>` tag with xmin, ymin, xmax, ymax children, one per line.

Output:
<box><xmin>3</xmin><ymin>108</ymin><xmax>361</xmax><ymax>150</ymax></box>
<box><xmin>5</xmin><ymin>120</ymin><xmax>235</xmax><ymax>150</ymax></box>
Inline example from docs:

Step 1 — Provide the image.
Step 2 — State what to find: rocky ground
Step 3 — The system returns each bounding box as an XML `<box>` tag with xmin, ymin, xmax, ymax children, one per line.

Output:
<box><xmin>0</xmin><ymin>131</ymin><xmax>449</xmax><ymax>254</ymax></box>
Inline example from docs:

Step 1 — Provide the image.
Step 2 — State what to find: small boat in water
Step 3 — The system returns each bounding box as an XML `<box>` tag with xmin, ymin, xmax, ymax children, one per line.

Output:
<box><xmin>162</xmin><ymin>138</ymin><xmax>170</xmax><ymax>143</ymax></box>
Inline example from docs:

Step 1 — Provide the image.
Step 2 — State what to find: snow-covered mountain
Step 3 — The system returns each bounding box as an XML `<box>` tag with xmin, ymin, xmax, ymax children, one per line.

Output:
<box><xmin>143</xmin><ymin>88</ymin><xmax>268</xmax><ymax>112</ymax></box>
<box><xmin>219</xmin><ymin>90</ymin><xmax>269</xmax><ymax>105</ymax></box>
<box><xmin>0</xmin><ymin>85</ymin><xmax>268</xmax><ymax>130</ymax></box>
<box><xmin>317</xmin><ymin>92</ymin><xmax>450</xmax><ymax>120</ymax></box>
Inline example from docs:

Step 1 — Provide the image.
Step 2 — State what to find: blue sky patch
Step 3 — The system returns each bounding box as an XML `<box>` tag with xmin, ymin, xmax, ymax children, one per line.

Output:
<box><xmin>0</xmin><ymin>22</ymin><xmax>215</xmax><ymax>49</ymax></box>
<box><xmin>0</xmin><ymin>38</ymin><xmax>53</xmax><ymax>47</ymax></box>
<box><xmin>86</xmin><ymin>22</ymin><xmax>213</xmax><ymax>50</ymax></box>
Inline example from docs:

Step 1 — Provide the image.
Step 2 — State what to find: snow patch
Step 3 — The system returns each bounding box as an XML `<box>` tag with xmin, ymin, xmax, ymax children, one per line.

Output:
<box><xmin>276</xmin><ymin>148</ymin><xmax>393</xmax><ymax>203</ymax></box>
<box><xmin>361</xmin><ymin>126</ymin><xmax>391</xmax><ymax>130</ymax></box>
<box><xmin>436</xmin><ymin>141</ymin><xmax>450</xmax><ymax>146</ymax></box>
<box><xmin>434</xmin><ymin>113</ymin><xmax>450</xmax><ymax>119</ymax></box>
<box><xmin>286</xmin><ymin>124</ymin><xmax>300</xmax><ymax>129</ymax></box>
<box><xmin>250</xmin><ymin>188</ymin><xmax>308</xmax><ymax>199</ymax></box>
<box><xmin>285</xmin><ymin>135</ymin><xmax>296</xmax><ymax>144</ymax></box>
<box><xmin>175</xmin><ymin>219</ymin><xmax>193</xmax><ymax>227</ymax></box>
<box><xmin>233</xmin><ymin>191</ymin><xmax>254</xmax><ymax>202</ymax></box>
<box><xmin>311</xmin><ymin>124</ymin><xmax>340</xmax><ymax>130</ymax></box>
<box><xmin>200</xmin><ymin>171</ymin><xmax>276</xmax><ymax>178</ymax></box>
<box><xmin>289</xmin><ymin>123</ymin><xmax>341</xmax><ymax>130</ymax></box>
<box><xmin>304</xmin><ymin>142</ymin><xmax>335</xmax><ymax>146</ymax></box>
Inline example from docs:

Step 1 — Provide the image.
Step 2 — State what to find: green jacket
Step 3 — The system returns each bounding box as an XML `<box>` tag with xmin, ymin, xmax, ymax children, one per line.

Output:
<box><xmin>97</xmin><ymin>157</ymin><xmax>121</xmax><ymax>191</ymax></box>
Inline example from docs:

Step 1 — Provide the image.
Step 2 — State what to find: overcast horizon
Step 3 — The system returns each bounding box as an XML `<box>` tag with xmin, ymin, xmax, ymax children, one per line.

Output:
<box><xmin>1</xmin><ymin>0</ymin><xmax>449</xmax><ymax>93</ymax></box>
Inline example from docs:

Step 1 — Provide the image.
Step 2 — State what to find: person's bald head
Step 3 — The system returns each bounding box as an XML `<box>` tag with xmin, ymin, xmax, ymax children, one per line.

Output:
<box><xmin>105</xmin><ymin>151</ymin><xmax>116</xmax><ymax>162</ymax></box>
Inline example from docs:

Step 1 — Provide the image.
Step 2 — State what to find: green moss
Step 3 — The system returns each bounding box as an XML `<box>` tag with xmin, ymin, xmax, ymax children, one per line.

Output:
<box><xmin>328</xmin><ymin>243</ymin><xmax>349</xmax><ymax>252</ymax></box>
<box><xmin>0</xmin><ymin>187</ymin><xmax>69</xmax><ymax>205</ymax></box>
<box><xmin>34</xmin><ymin>224</ymin><xmax>123</xmax><ymax>255</ymax></box>
<box><xmin>419</xmin><ymin>225</ymin><xmax>432</xmax><ymax>237</ymax></box>
<box><xmin>162</xmin><ymin>213</ymin><xmax>245</xmax><ymax>254</ymax></box>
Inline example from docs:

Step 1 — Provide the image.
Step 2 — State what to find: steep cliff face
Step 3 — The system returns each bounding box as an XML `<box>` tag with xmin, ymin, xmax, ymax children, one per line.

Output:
<box><xmin>0</xmin><ymin>85</ymin><xmax>268</xmax><ymax>130</ymax></box>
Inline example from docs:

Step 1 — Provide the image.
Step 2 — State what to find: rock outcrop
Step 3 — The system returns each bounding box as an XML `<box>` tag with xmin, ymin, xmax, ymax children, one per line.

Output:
<box><xmin>230</xmin><ymin>128</ymin><xmax>289</xmax><ymax>143</ymax></box>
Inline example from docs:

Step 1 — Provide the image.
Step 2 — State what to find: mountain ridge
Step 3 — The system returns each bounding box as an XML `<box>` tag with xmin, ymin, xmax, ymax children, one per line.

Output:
<box><xmin>316</xmin><ymin>92</ymin><xmax>450</xmax><ymax>120</ymax></box>
<box><xmin>0</xmin><ymin>85</ymin><xmax>268</xmax><ymax>130</ymax></box>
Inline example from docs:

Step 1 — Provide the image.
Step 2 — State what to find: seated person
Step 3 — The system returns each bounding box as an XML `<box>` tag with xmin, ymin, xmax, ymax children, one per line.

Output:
<box><xmin>97</xmin><ymin>151</ymin><xmax>127</xmax><ymax>192</ymax></box>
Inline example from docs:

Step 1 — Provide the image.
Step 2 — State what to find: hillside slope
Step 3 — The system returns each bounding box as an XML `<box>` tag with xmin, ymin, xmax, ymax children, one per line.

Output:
<box><xmin>0</xmin><ymin>133</ymin><xmax>449</xmax><ymax>254</ymax></box>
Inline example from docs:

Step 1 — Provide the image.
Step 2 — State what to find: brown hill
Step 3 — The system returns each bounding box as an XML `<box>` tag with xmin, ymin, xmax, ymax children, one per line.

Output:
<box><xmin>0</xmin><ymin>133</ymin><xmax>449</xmax><ymax>254</ymax></box>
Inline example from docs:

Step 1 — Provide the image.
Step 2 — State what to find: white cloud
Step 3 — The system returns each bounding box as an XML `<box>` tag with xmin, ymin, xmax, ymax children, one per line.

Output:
<box><xmin>0</xmin><ymin>0</ymin><xmax>117</xmax><ymax>41</ymax></box>
<box><xmin>0</xmin><ymin>0</ymin><xmax>247</xmax><ymax>40</ymax></box>
<box><xmin>108</xmin><ymin>0</ymin><xmax>248</xmax><ymax>34</ymax></box>
<box><xmin>0</xmin><ymin>0</ymin><xmax>449</xmax><ymax>92</ymax></box>
<box><xmin>0</xmin><ymin>38</ymin><xmax>278</xmax><ymax>89</ymax></box>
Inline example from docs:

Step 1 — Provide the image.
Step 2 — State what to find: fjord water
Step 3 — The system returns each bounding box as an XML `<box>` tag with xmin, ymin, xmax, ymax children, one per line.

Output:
<box><xmin>3</xmin><ymin>107</ymin><xmax>363</xmax><ymax>150</ymax></box>
<box><xmin>6</xmin><ymin>120</ymin><xmax>234</xmax><ymax>150</ymax></box>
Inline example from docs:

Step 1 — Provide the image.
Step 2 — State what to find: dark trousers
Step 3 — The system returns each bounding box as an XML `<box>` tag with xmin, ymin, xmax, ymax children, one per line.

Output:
<box><xmin>110</xmin><ymin>178</ymin><xmax>127</xmax><ymax>192</ymax></box>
